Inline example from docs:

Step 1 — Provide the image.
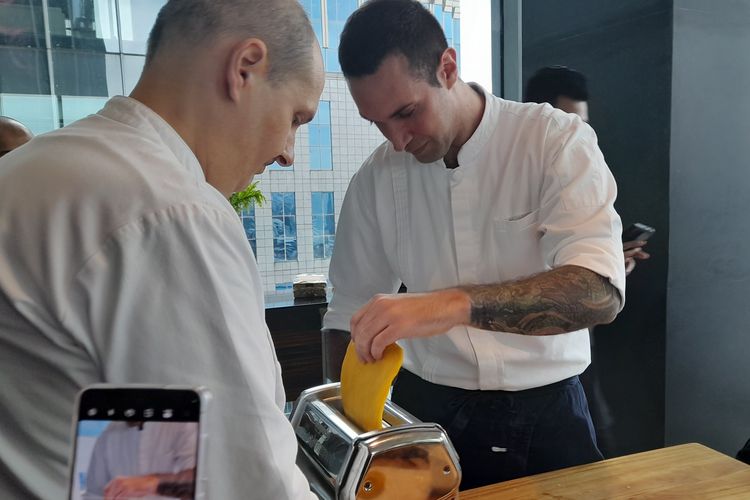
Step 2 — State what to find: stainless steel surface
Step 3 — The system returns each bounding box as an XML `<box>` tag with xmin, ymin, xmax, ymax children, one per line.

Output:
<box><xmin>290</xmin><ymin>383</ymin><xmax>461</xmax><ymax>499</ymax></box>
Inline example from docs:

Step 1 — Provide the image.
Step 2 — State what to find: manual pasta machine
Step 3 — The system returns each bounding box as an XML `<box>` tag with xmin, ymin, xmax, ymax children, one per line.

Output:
<box><xmin>290</xmin><ymin>382</ymin><xmax>461</xmax><ymax>499</ymax></box>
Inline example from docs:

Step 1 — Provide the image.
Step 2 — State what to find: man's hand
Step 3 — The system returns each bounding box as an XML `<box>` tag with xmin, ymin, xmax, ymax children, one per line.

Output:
<box><xmin>350</xmin><ymin>289</ymin><xmax>470</xmax><ymax>362</ymax></box>
<box><xmin>104</xmin><ymin>475</ymin><xmax>159</xmax><ymax>500</ymax></box>
<box><xmin>623</xmin><ymin>240</ymin><xmax>650</xmax><ymax>275</ymax></box>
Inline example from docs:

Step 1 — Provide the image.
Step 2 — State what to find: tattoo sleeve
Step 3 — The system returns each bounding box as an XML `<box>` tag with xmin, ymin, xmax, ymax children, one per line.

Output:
<box><xmin>462</xmin><ymin>265</ymin><xmax>622</xmax><ymax>335</ymax></box>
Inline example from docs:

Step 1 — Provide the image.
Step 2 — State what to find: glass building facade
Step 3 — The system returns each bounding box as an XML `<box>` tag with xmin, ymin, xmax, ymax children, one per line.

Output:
<box><xmin>0</xmin><ymin>0</ymin><xmax>161</xmax><ymax>134</ymax></box>
<box><xmin>0</xmin><ymin>0</ymin><xmax>461</xmax><ymax>294</ymax></box>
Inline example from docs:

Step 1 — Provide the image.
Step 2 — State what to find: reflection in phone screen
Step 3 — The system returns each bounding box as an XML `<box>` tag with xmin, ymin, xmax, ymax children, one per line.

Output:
<box><xmin>71</xmin><ymin>421</ymin><xmax>198</xmax><ymax>500</ymax></box>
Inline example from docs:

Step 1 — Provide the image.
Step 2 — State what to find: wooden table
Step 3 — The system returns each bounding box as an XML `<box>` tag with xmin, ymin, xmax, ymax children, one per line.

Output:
<box><xmin>461</xmin><ymin>443</ymin><xmax>750</xmax><ymax>499</ymax></box>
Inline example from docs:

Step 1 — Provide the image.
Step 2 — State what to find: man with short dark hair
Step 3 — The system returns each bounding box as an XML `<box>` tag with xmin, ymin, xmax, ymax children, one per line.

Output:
<box><xmin>0</xmin><ymin>116</ymin><xmax>33</xmax><ymax>158</ymax></box>
<box><xmin>525</xmin><ymin>65</ymin><xmax>590</xmax><ymax>121</ymax></box>
<box><xmin>0</xmin><ymin>1</ymin><xmax>323</xmax><ymax>498</ymax></box>
<box><xmin>324</xmin><ymin>0</ymin><xmax>626</xmax><ymax>489</ymax></box>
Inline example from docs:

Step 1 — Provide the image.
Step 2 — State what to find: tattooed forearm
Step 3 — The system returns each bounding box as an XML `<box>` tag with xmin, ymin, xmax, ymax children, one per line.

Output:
<box><xmin>461</xmin><ymin>265</ymin><xmax>622</xmax><ymax>335</ymax></box>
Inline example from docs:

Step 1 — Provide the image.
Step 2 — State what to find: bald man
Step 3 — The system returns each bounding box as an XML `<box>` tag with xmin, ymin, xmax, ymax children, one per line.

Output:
<box><xmin>0</xmin><ymin>1</ymin><xmax>323</xmax><ymax>498</ymax></box>
<box><xmin>0</xmin><ymin>116</ymin><xmax>33</xmax><ymax>158</ymax></box>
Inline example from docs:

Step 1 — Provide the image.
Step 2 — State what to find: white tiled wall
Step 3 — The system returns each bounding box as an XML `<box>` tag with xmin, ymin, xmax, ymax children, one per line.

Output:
<box><xmin>253</xmin><ymin>74</ymin><xmax>385</xmax><ymax>293</ymax></box>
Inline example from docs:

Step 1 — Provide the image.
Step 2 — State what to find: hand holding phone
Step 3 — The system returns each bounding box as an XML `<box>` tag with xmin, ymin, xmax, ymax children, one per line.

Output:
<box><xmin>622</xmin><ymin>223</ymin><xmax>654</xmax><ymax>275</ymax></box>
<box><xmin>68</xmin><ymin>385</ymin><xmax>210</xmax><ymax>500</ymax></box>
<box><xmin>622</xmin><ymin>222</ymin><xmax>655</xmax><ymax>243</ymax></box>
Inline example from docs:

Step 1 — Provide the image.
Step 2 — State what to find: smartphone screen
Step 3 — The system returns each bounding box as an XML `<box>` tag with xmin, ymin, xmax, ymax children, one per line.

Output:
<box><xmin>69</xmin><ymin>387</ymin><xmax>205</xmax><ymax>500</ymax></box>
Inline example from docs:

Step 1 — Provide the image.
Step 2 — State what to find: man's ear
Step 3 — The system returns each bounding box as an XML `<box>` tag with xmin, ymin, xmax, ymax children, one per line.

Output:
<box><xmin>226</xmin><ymin>38</ymin><xmax>269</xmax><ymax>102</ymax></box>
<box><xmin>437</xmin><ymin>47</ymin><xmax>459</xmax><ymax>89</ymax></box>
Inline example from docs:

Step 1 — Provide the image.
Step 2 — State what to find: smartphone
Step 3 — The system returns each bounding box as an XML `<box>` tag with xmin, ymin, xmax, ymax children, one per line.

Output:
<box><xmin>622</xmin><ymin>222</ymin><xmax>655</xmax><ymax>243</ymax></box>
<box><xmin>68</xmin><ymin>385</ymin><xmax>210</xmax><ymax>500</ymax></box>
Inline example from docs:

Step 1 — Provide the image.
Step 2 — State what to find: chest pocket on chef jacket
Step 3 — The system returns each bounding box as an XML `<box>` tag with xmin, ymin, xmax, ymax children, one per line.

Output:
<box><xmin>493</xmin><ymin>209</ymin><xmax>543</xmax><ymax>279</ymax></box>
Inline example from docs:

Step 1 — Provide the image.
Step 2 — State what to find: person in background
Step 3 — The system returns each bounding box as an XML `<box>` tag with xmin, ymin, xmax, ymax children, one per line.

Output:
<box><xmin>0</xmin><ymin>116</ymin><xmax>33</xmax><ymax>158</ymax></box>
<box><xmin>524</xmin><ymin>66</ymin><xmax>651</xmax><ymax>275</ymax></box>
<box><xmin>524</xmin><ymin>65</ymin><xmax>651</xmax><ymax>456</ymax></box>
<box><xmin>0</xmin><ymin>1</ymin><xmax>323</xmax><ymax>498</ymax></box>
<box><xmin>324</xmin><ymin>0</ymin><xmax>625</xmax><ymax>489</ymax></box>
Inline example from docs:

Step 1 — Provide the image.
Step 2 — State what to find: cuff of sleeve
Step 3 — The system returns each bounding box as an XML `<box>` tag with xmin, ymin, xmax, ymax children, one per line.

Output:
<box><xmin>322</xmin><ymin>294</ymin><xmax>366</xmax><ymax>332</ymax></box>
<box><xmin>560</xmin><ymin>255</ymin><xmax>626</xmax><ymax>312</ymax></box>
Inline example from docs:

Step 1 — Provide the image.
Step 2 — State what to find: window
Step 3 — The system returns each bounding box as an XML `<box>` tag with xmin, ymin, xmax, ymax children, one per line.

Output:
<box><xmin>0</xmin><ymin>94</ymin><xmax>58</xmax><ymax>135</ymax></box>
<box><xmin>312</xmin><ymin>192</ymin><xmax>335</xmax><ymax>259</ymax></box>
<box><xmin>0</xmin><ymin>1</ymin><xmax>46</xmax><ymax>48</ymax></box>
<box><xmin>300</xmin><ymin>0</ymin><xmax>324</xmax><ymax>44</ymax></box>
<box><xmin>0</xmin><ymin>47</ymin><xmax>51</xmax><ymax>95</ymax></box>
<box><xmin>47</xmin><ymin>0</ymin><xmax>121</xmax><ymax>52</ymax></box>
<box><xmin>60</xmin><ymin>96</ymin><xmax>109</xmax><ymax>126</ymax></box>
<box><xmin>122</xmin><ymin>55</ymin><xmax>146</xmax><ymax>94</ymax></box>
<box><xmin>272</xmin><ymin>192</ymin><xmax>298</xmax><ymax>261</ymax></box>
<box><xmin>324</xmin><ymin>0</ymin><xmax>358</xmax><ymax>72</ymax></box>
<box><xmin>118</xmin><ymin>0</ymin><xmax>167</xmax><ymax>54</ymax></box>
<box><xmin>240</xmin><ymin>204</ymin><xmax>257</xmax><ymax>256</ymax></box>
<box><xmin>309</xmin><ymin>101</ymin><xmax>332</xmax><ymax>170</ymax></box>
<box><xmin>430</xmin><ymin>3</ymin><xmax>461</xmax><ymax>69</ymax></box>
<box><xmin>52</xmin><ymin>52</ymin><xmax>123</xmax><ymax>97</ymax></box>
<box><xmin>0</xmin><ymin>0</ymin><xmax>164</xmax><ymax>130</ymax></box>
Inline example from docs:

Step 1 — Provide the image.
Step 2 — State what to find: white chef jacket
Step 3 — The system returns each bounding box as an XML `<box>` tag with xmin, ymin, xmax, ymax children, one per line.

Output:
<box><xmin>0</xmin><ymin>97</ymin><xmax>313</xmax><ymax>499</ymax></box>
<box><xmin>84</xmin><ymin>422</ymin><xmax>196</xmax><ymax>500</ymax></box>
<box><xmin>324</xmin><ymin>87</ymin><xmax>626</xmax><ymax>391</ymax></box>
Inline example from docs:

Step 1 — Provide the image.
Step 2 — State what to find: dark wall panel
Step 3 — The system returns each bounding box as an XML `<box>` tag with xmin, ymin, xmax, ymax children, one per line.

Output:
<box><xmin>522</xmin><ymin>0</ymin><xmax>673</xmax><ymax>457</ymax></box>
<box><xmin>667</xmin><ymin>0</ymin><xmax>750</xmax><ymax>456</ymax></box>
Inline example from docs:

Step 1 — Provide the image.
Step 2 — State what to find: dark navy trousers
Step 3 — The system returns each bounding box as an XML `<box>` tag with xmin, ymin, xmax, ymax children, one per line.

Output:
<box><xmin>391</xmin><ymin>369</ymin><xmax>603</xmax><ymax>490</ymax></box>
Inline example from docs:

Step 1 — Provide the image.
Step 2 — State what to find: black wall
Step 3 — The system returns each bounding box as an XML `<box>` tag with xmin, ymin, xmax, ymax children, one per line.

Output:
<box><xmin>522</xmin><ymin>0</ymin><xmax>673</xmax><ymax>456</ymax></box>
<box><xmin>667</xmin><ymin>0</ymin><xmax>750</xmax><ymax>456</ymax></box>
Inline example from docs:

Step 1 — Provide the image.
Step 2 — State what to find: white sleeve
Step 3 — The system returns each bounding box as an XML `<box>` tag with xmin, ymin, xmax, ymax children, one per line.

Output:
<box><xmin>538</xmin><ymin>122</ymin><xmax>627</xmax><ymax>304</ymax></box>
<box><xmin>83</xmin><ymin>429</ymin><xmax>110</xmax><ymax>500</ymax></box>
<box><xmin>324</xmin><ymin>168</ymin><xmax>401</xmax><ymax>332</ymax></box>
<box><xmin>64</xmin><ymin>204</ymin><xmax>315</xmax><ymax>500</ymax></box>
<box><xmin>168</xmin><ymin>422</ymin><xmax>198</xmax><ymax>472</ymax></box>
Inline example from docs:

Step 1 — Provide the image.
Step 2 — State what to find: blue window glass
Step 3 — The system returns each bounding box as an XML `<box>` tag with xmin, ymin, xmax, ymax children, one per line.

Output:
<box><xmin>284</xmin><ymin>192</ymin><xmax>295</xmax><ymax>212</ymax></box>
<box><xmin>309</xmin><ymin>100</ymin><xmax>332</xmax><ymax>170</ymax></box>
<box><xmin>312</xmin><ymin>215</ymin><xmax>323</xmax><ymax>236</ymax></box>
<box><xmin>311</xmin><ymin>191</ymin><xmax>335</xmax><ymax>259</ymax></box>
<box><xmin>299</xmin><ymin>0</ymin><xmax>324</xmax><ymax>45</ymax></box>
<box><xmin>284</xmin><ymin>215</ymin><xmax>297</xmax><ymax>238</ymax></box>
<box><xmin>0</xmin><ymin>1</ymin><xmax>46</xmax><ymax>48</ymax></box>
<box><xmin>46</xmin><ymin>0</ymin><xmax>121</xmax><ymax>52</ymax></box>
<box><xmin>0</xmin><ymin>47</ymin><xmax>51</xmax><ymax>94</ymax></box>
<box><xmin>272</xmin><ymin>218</ymin><xmax>284</xmax><ymax>238</ymax></box>
<box><xmin>272</xmin><ymin>192</ymin><xmax>298</xmax><ymax>261</ymax></box>
<box><xmin>117</xmin><ymin>0</ymin><xmax>167</xmax><ymax>55</ymax></box>
<box><xmin>272</xmin><ymin>194</ymin><xmax>283</xmax><ymax>214</ymax></box>
<box><xmin>61</xmin><ymin>96</ymin><xmax>109</xmax><ymax>126</ymax></box>
<box><xmin>325</xmin><ymin>0</ymin><xmax>358</xmax><ymax>72</ymax></box>
<box><xmin>0</xmin><ymin>94</ymin><xmax>58</xmax><ymax>135</ymax></box>
<box><xmin>285</xmin><ymin>240</ymin><xmax>298</xmax><ymax>260</ymax></box>
<box><xmin>52</xmin><ymin>51</ymin><xmax>124</xmax><ymax>97</ymax></box>
<box><xmin>324</xmin><ymin>235</ymin><xmax>335</xmax><ymax>258</ymax></box>
<box><xmin>240</xmin><ymin>204</ymin><xmax>257</xmax><ymax>256</ymax></box>
<box><xmin>122</xmin><ymin>55</ymin><xmax>145</xmax><ymax>94</ymax></box>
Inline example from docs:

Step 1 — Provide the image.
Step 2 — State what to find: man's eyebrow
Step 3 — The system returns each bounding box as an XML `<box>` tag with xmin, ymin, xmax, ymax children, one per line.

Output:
<box><xmin>359</xmin><ymin>103</ymin><xmax>413</xmax><ymax>123</ymax></box>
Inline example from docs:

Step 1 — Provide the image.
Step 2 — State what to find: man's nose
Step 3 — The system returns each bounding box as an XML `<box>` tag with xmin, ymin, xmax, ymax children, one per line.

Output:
<box><xmin>275</xmin><ymin>133</ymin><xmax>296</xmax><ymax>167</ymax></box>
<box><xmin>381</xmin><ymin>123</ymin><xmax>411</xmax><ymax>152</ymax></box>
